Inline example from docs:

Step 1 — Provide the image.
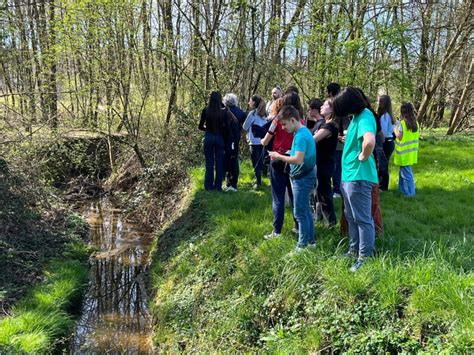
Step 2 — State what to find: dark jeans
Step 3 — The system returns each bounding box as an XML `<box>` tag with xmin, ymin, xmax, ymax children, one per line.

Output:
<box><xmin>250</xmin><ymin>144</ymin><xmax>264</xmax><ymax>186</ymax></box>
<box><xmin>379</xmin><ymin>139</ymin><xmax>394</xmax><ymax>190</ymax></box>
<box><xmin>332</xmin><ymin>150</ymin><xmax>343</xmax><ymax>194</ymax></box>
<box><xmin>270</xmin><ymin>163</ymin><xmax>296</xmax><ymax>234</ymax></box>
<box><xmin>204</xmin><ymin>132</ymin><xmax>225</xmax><ymax>191</ymax></box>
<box><xmin>317</xmin><ymin>163</ymin><xmax>337</xmax><ymax>225</ymax></box>
<box><xmin>225</xmin><ymin>152</ymin><xmax>240</xmax><ymax>189</ymax></box>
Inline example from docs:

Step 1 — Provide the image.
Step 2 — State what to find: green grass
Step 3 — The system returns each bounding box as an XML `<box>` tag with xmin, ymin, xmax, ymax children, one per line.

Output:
<box><xmin>0</xmin><ymin>242</ymin><xmax>90</xmax><ymax>353</ymax></box>
<box><xmin>150</xmin><ymin>131</ymin><xmax>474</xmax><ymax>352</ymax></box>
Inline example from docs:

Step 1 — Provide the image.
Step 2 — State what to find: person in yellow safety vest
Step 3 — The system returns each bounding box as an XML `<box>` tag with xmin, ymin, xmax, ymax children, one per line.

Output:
<box><xmin>394</xmin><ymin>102</ymin><xmax>420</xmax><ymax>196</ymax></box>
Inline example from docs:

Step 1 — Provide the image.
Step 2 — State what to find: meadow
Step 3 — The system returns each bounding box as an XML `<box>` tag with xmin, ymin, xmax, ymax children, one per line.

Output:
<box><xmin>151</xmin><ymin>131</ymin><xmax>473</xmax><ymax>352</ymax></box>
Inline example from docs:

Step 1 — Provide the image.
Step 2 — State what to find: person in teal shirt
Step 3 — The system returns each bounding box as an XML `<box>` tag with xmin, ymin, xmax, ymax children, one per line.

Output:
<box><xmin>269</xmin><ymin>105</ymin><xmax>317</xmax><ymax>252</ymax></box>
<box><xmin>333</xmin><ymin>87</ymin><xmax>378</xmax><ymax>272</ymax></box>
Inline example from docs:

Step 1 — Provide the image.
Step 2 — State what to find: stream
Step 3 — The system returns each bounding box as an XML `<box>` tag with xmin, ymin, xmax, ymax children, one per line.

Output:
<box><xmin>69</xmin><ymin>198</ymin><xmax>154</xmax><ymax>354</ymax></box>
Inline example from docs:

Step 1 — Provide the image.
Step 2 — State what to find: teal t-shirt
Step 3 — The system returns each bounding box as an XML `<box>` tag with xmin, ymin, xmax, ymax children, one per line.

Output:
<box><xmin>290</xmin><ymin>126</ymin><xmax>316</xmax><ymax>179</ymax></box>
<box><xmin>341</xmin><ymin>108</ymin><xmax>378</xmax><ymax>183</ymax></box>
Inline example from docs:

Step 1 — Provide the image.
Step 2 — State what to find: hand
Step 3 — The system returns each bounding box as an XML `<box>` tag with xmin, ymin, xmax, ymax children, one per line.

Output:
<box><xmin>358</xmin><ymin>152</ymin><xmax>368</xmax><ymax>161</ymax></box>
<box><xmin>340</xmin><ymin>135</ymin><xmax>346</xmax><ymax>144</ymax></box>
<box><xmin>268</xmin><ymin>151</ymin><xmax>281</xmax><ymax>161</ymax></box>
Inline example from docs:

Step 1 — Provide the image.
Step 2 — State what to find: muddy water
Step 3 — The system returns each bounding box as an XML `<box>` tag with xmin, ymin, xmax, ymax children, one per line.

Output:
<box><xmin>70</xmin><ymin>199</ymin><xmax>154</xmax><ymax>354</ymax></box>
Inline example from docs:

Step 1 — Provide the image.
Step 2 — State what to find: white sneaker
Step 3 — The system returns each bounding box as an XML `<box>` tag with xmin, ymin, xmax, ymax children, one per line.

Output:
<box><xmin>333</xmin><ymin>192</ymin><xmax>341</xmax><ymax>199</ymax></box>
<box><xmin>307</xmin><ymin>243</ymin><xmax>317</xmax><ymax>249</ymax></box>
<box><xmin>264</xmin><ymin>231</ymin><xmax>281</xmax><ymax>240</ymax></box>
<box><xmin>226</xmin><ymin>186</ymin><xmax>237</xmax><ymax>192</ymax></box>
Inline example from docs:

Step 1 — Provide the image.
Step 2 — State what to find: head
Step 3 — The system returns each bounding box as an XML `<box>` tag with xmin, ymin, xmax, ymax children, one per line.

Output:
<box><xmin>209</xmin><ymin>91</ymin><xmax>222</xmax><ymax>108</ymax></box>
<box><xmin>282</xmin><ymin>91</ymin><xmax>304</xmax><ymax>118</ymax></box>
<box><xmin>307</xmin><ymin>98</ymin><xmax>323</xmax><ymax>120</ymax></box>
<box><xmin>333</xmin><ymin>86</ymin><xmax>368</xmax><ymax>117</ymax></box>
<box><xmin>320</xmin><ymin>99</ymin><xmax>334</xmax><ymax>119</ymax></box>
<box><xmin>377</xmin><ymin>95</ymin><xmax>394</xmax><ymax>123</ymax></box>
<box><xmin>285</xmin><ymin>85</ymin><xmax>299</xmax><ymax>95</ymax></box>
<box><xmin>271</xmin><ymin>86</ymin><xmax>283</xmax><ymax>100</ymax></box>
<box><xmin>276</xmin><ymin>105</ymin><xmax>302</xmax><ymax>133</ymax></box>
<box><xmin>400</xmin><ymin>102</ymin><xmax>418</xmax><ymax>132</ymax></box>
<box><xmin>270</xmin><ymin>97</ymin><xmax>284</xmax><ymax>118</ymax></box>
<box><xmin>327</xmin><ymin>82</ymin><xmax>341</xmax><ymax>98</ymax></box>
<box><xmin>223</xmin><ymin>93</ymin><xmax>239</xmax><ymax>107</ymax></box>
<box><xmin>249</xmin><ymin>95</ymin><xmax>267</xmax><ymax>117</ymax></box>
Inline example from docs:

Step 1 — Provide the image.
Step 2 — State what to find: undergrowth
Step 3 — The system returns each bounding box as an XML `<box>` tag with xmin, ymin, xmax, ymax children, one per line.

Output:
<box><xmin>150</xmin><ymin>132</ymin><xmax>473</xmax><ymax>352</ymax></box>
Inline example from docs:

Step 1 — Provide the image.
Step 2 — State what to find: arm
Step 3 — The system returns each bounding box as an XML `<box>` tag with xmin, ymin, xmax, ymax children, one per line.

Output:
<box><xmin>242</xmin><ymin>112</ymin><xmax>253</xmax><ymax>131</ymax></box>
<box><xmin>198</xmin><ymin>110</ymin><xmax>206</xmax><ymax>131</ymax></box>
<box><xmin>394</xmin><ymin>121</ymin><xmax>403</xmax><ymax>140</ymax></box>
<box><xmin>269</xmin><ymin>150</ymin><xmax>305</xmax><ymax>165</ymax></box>
<box><xmin>314</xmin><ymin>128</ymin><xmax>331</xmax><ymax>143</ymax></box>
<box><xmin>358</xmin><ymin>132</ymin><xmax>376</xmax><ymax>161</ymax></box>
<box><xmin>261</xmin><ymin>132</ymin><xmax>273</xmax><ymax>146</ymax></box>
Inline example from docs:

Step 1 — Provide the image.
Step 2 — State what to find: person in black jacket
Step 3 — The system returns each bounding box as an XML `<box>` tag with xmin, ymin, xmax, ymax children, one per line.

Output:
<box><xmin>223</xmin><ymin>93</ymin><xmax>246</xmax><ymax>191</ymax></box>
<box><xmin>199</xmin><ymin>91</ymin><xmax>232</xmax><ymax>191</ymax></box>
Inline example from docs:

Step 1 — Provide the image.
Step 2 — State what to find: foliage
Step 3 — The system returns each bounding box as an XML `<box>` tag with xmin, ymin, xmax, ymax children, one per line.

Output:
<box><xmin>150</xmin><ymin>131</ymin><xmax>474</xmax><ymax>352</ymax></box>
<box><xmin>0</xmin><ymin>243</ymin><xmax>90</xmax><ymax>354</ymax></box>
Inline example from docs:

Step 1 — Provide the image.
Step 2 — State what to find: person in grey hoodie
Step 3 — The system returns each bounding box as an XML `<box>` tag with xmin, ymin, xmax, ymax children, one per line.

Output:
<box><xmin>243</xmin><ymin>95</ymin><xmax>267</xmax><ymax>188</ymax></box>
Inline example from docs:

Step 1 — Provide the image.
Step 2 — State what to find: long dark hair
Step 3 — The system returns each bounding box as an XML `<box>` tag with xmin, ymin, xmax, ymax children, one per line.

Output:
<box><xmin>333</xmin><ymin>86</ymin><xmax>380</xmax><ymax>133</ymax></box>
<box><xmin>251</xmin><ymin>95</ymin><xmax>267</xmax><ymax>117</ymax></box>
<box><xmin>377</xmin><ymin>95</ymin><xmax>394</xmax><ymax>124</ymax></box>
<box><xmin>333</xmin><ymin>86</ymin><xmax>366</xmax><ymax>117</ymax></box>
<box><xmin>207</xmin><ymin>91</ymin><xmax>223</xmax><ymax>120</ymax></box>
<box><xmin>400</xmin><ymin>102</ymin><xmax>418</xmax><ymax>132</ymax></box>
<box><xmin>282</xmin><ymin>91</ymin><xmax>304</xmax><ymax>119</ymax></box>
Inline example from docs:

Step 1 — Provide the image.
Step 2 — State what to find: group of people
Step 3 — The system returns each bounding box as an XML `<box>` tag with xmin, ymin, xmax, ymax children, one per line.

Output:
<box><xmin>198</xmin><ymin>83</ymin><xmax>420</xmax><ymax>271</ymax></box>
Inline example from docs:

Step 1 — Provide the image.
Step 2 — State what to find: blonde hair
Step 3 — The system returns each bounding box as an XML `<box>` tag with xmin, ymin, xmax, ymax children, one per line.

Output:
<box><xmin>270</xmin><ymin>98</ymin><xmax>284</xmax><ymax>117</ymax></box>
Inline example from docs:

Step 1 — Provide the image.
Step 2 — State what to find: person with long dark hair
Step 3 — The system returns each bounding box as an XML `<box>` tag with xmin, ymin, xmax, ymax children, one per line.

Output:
<box><xmin>333</xmin><ymin>86</ymin><xmax>378</xmax><ymax>272</ymax></box>
<box><xmin>198</xmin><ymin>91</ymin><xmax>232</xmax><ymax>191</ymax></box>
<box><xmin>313</xmin><ymin>99</ymin><xmax>338</xmax><ymax>226</ymax></box>
<box><xmin>377</xmin><ymin>95</ymin><xmax>395</xmax><ymax>190</ymax></box>
<box><xmin>394</xmin><ymin>102</ymin><xmax>420</xmax><ymax>196</ymax></box>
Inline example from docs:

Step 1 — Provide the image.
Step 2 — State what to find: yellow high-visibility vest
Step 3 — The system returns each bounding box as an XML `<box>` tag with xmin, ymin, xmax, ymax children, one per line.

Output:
<box><xmin>394</xmin><ymin>121</ymin><xmax>420</xmax><ymax>166</ymax></box>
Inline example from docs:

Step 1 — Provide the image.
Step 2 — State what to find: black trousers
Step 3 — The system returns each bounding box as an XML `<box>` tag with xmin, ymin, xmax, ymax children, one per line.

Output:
<box><xmin>379</xmin><ymin>139</ymin><xmax>394</xmax><ymax>191</ymax></box>
<box><xmin>317</xmin><ymin>163</ymin><xmax>337</xmax><ymax>226</ymax></box>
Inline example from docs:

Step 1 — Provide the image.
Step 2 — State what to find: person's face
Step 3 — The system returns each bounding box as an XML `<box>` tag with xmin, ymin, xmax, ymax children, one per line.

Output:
<box><xmin>307</xmin><ymin>107</ymin><xmax>319</xmax><ymax>120</ymax></box>
<box><xmin>281</xmin><ymin>117</ymin><xmax>298</xmax><ymax>133</ymax></box>
<box><xmin>248</xmin><ymin>98</ymin><xmax>255</xmax><ymax>108</ymax></box>
<box><xmin>320</xmin><ymin>101</ymin><xmax>333</xmax><ymax>118</ymax></box>
<box><xmin>272</xmin><ymin>89</ymin><xmax>281</xmax><ymax>100</ymax></box>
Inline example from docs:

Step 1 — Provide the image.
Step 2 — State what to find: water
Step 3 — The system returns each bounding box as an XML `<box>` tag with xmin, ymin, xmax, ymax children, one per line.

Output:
<box><xmin>70</xmin><ymin>199</ymin><xmax>154</xmax><ymax>354</ymax></box>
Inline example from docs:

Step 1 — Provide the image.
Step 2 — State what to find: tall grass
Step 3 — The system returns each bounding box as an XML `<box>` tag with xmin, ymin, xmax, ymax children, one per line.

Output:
<box><xmin>0</xmin><ymin>242</ymin><xmax>89</xmax><ymax>353</ymax></box>
<box><xmin>151</xmin><ymin>132</ymin><xmax>473</xmax><ymax>352</ymax></box>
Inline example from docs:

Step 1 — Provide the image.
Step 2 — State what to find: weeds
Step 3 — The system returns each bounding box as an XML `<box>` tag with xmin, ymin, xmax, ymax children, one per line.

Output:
<box><xmin>151</xmin><ymin>132</ymin><xmax>473</xmax><ymax>352</ymax></box>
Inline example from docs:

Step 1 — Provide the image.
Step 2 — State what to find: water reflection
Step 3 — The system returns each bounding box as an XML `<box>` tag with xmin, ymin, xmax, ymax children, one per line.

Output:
<box><xmin>70</xmin><ymin>199</ymin><xmax>153</xmax><ymax>354</ymax></box>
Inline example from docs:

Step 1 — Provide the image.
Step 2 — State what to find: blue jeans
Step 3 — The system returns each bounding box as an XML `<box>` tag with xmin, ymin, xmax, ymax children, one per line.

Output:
<box><xmin>204</xmin><ymin>132</ymin><xmax>225</xmax><ymax>191</ymax></box>
<box><xmin>399</xmin><ymin>165</ymin><xmax>415</xmax><ymax>196</ymax></box>
<box><xmin>341</xmin><ymin>180</ymin><xmax>375</xmax><ymax>258</ymax></box>
<box><xmin>332</xmin><ymin>150</ymin><xmax>343</xmax><ymax>194</ymax></box>
<box><xmin>291</xmin><ymin>168</ymin><xmax>317</xmax><ymax>248</ymax></box>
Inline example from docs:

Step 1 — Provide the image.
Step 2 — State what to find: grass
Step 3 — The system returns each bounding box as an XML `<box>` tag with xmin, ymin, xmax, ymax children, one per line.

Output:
<box><xmin>150</xmin><ymin>131</ymin><xmax>473</xmax><ymax>352</ymax></box>
<box><xmin>0</xmin><ymin>242</ymin><xmax>90</xmax><ymax>353</ymax></box>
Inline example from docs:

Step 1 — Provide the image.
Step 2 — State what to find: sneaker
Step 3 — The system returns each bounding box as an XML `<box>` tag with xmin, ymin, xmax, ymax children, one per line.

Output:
<box><xmin>342</xmin><ymin>250</ymin><xmax>358</xmax><ymax>258</ymax></box>
<box><xmin>264</xmin><ymin>231</ymin><xmax>281</xmax><ymax>240</ymax></box>
<box><xmin>307</xmin><ymin>243</ymin><xmax>317</xmax><ymax>249</ymax></box>
<box><xmin>288</xmin><ymin>247</ymin><xmax>304</xmax><ymax>257</ymax></box>
<box><xmin>226</xmin><ymin>186</ymin><xmax>237</xmax><ymax>192</ymax></box>
<box><xmin>333</xmin><ymin>192</ymin><xmax>341</xmax><ymax>199</ymax></box>
<box><xmin>350</xmin><ymin>259</ymin><xmax>365</xmax><ymax>272</ymax></box>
